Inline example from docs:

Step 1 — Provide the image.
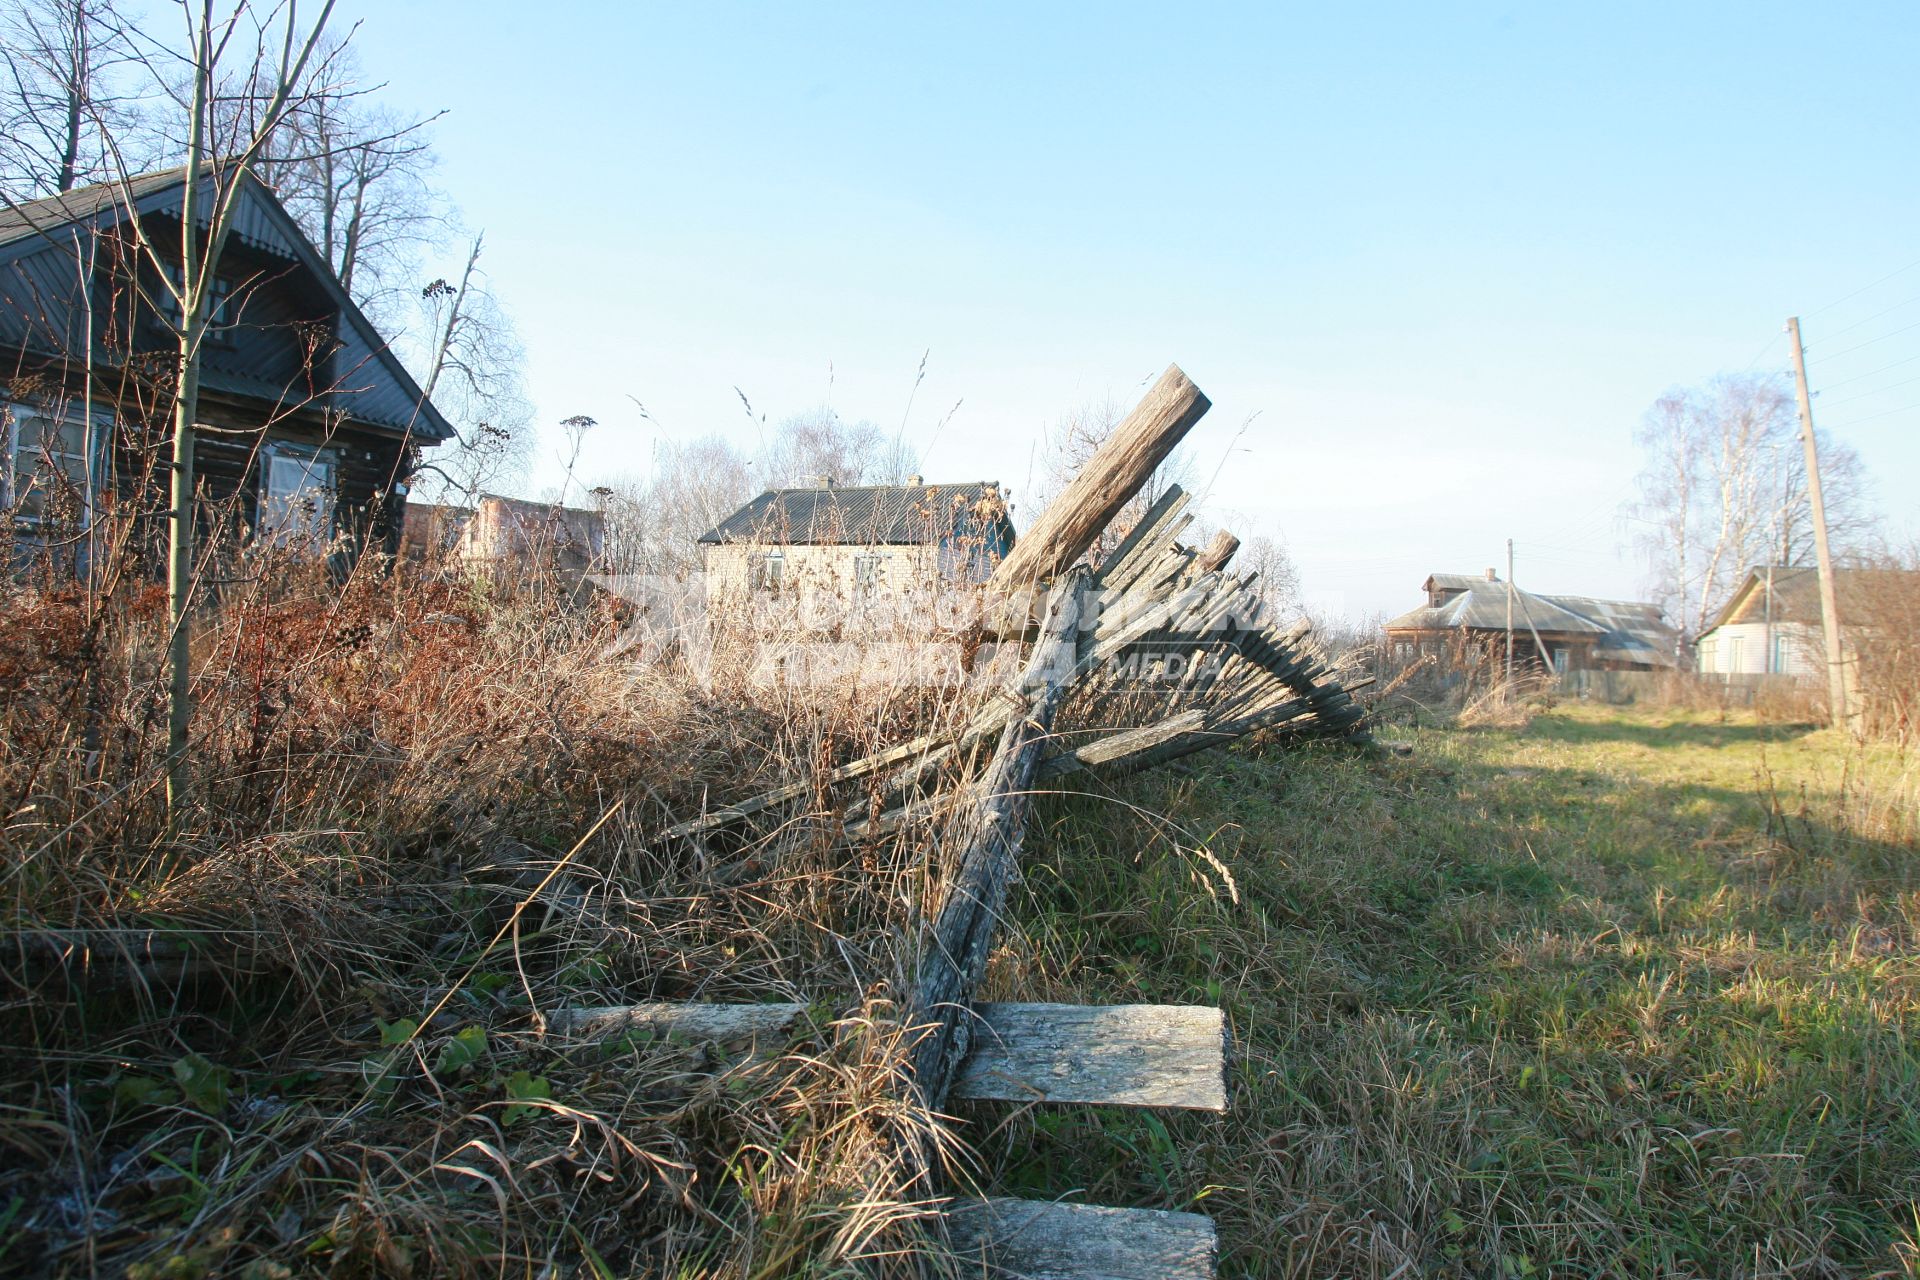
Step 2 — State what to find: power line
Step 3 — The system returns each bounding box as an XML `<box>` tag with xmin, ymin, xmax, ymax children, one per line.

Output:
<box><xmin>1815</xmin><ymin>349</ymin><xmax>1920</xmax><ymax>392</ymax></box>
<box><xmin>1815</xmin><ymin>371</ymin><xmax>1920</xmax><ymax>411</ymax></box>
<box><xmin>1806</xmin><ymin>254</ymin><xmax>1920</xmax><ymax>319</ymax></box>
<box><xmin>1807</xmin><ymin>292</ymin><xmax>1920</xmax><ymax>345</ymax></box>
<box><xmin>1822</xmin><ymin>398</ymin><xmax>1920</xmax><ymax>431</ymax></box>
<box><xmin>1811</xmin><ymin>317</ymin><xmax>1920</xmax><ymax>364</ymax></box>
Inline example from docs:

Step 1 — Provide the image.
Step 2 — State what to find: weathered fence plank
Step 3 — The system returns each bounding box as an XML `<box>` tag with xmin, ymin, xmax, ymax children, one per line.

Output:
<box><xmin>549</xmin><ymin>1000</ymin><xmax>805</xmax><ymax>1041</ymax></box>
<box><xmin>952</xmin><ymin>1003</ymin><xmax>1227</xmax><ymax>1111</ymax></box>
<box><xmin>947</xmin><ymin>1197</ymin><xmax>1217</xmax><ymax>1279</ymax></box>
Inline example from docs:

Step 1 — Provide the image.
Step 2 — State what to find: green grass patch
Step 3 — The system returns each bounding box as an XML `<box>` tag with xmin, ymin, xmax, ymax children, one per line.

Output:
<box><xmin>976</xmin><ymin>704</ymin><xmax>1920</xmax><ymax>1278</ymax></box>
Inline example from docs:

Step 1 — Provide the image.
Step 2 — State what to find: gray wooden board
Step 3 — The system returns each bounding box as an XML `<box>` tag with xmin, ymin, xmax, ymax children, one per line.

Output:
<box><xmin>952</xmin><ymin>1003</ymin><xmax>1227</xmax><ymax>1112</ymax></box>
<box><xmin>946</xmin><ymin>1197</ymin><xmax>1216</xmax><ymax>1279</ymax></box>
<box><xmin>550</xmin><ymin>1001</ymin><xmax>806</xmax><ymax>1041</ymax></box>
<box><xmin>554</xmin><ymin>999</ymin><xmax>1228</xmax><ymax>1112</ymax></box>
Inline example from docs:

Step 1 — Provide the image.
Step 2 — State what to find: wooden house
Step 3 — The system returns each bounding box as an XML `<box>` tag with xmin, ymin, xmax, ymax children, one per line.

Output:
<box><xmin>1695</xmin><ymin>565</ymin><xmax>1916</xmax><ymax>678</ymax></box>
<box><xmin>0</xmin><ymin>166</ymin><xmax>453</xmax><ymax>565</ymax></box>
<box><xmin>696</xmin><ymin>479</ymin><xmax>1014</xmax><ymax>601</ymax></box>
<box><xmin>1385</xmin><ymin>570</ymin><xmax>1679</xmax><ymax>673</ymax></box>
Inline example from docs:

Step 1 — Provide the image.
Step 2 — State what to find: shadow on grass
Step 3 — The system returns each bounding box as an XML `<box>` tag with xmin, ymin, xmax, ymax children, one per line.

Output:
<box><xmin>1522</xmin><ymin>713</ymin><xmax>1826</xmax><ymax>752</ymax></box>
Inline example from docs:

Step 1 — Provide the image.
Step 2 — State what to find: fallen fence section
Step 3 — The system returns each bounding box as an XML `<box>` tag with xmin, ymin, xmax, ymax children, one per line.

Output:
<box><xmin>637</xmin><ymin>364</ymin><xmax>1363</xmax><ymax>1276</ymax></box>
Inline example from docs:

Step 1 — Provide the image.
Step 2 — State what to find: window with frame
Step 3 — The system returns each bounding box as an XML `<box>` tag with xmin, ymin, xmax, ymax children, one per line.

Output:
<box><xmin>159</xmin><ymin>263</ymin><xmax>236</xmax><ymax>338</ymax></box>
<box><xmin>257</xmin><ymin>446</ymin><xmax>336</xmax><ymax>551</ymax></box>
<box><xmin>4</xmin><ymin>401</ymin><xmax>105</xmax><ymax>525</ymax></box>
<box><xmin>751</xmin><ymin>549</ymin><xmax>786</xmax><ymax>592</ymax></box>
<box><xmin>852</xmin><ymin>551</ymin><xmax>885</xmax><ymax>586</ymax></box>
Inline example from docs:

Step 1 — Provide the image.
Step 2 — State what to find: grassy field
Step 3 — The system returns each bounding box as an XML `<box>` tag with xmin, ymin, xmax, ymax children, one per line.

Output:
<box><xmin>976</xmin><ymin>703</ymin><xmax>1920</xmax><ymax>1278</ymax></box>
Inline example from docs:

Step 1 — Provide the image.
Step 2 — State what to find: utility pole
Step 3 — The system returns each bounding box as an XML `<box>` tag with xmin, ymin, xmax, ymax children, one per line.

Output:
<box><xmin>1505</xmin><ymin>538</ymin><xmax>1515</xmax><ymax>685</ymax></box>
<box><xmin>1786</xmin><ymin>316</ymin><xmax>1850</xmax><ymax>729</ymax></box>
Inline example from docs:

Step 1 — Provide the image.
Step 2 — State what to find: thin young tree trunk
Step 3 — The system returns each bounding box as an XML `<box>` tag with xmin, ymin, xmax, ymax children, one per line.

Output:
<box><xmin>163</xmin><ymin>12</ymin><xmax>211</xmax><ymax>824</ymax></box>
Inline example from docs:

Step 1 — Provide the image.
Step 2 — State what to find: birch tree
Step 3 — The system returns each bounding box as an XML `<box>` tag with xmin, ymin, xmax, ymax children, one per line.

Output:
<box><xmin>1630</xmin><ymin>372</ymin><xmax>1871</xmax><ymax>639</ymax></box>
<box><xmin>110</xmin><ymin>0</ymin><xmax>340</xmax><ymax>821</ymax></box>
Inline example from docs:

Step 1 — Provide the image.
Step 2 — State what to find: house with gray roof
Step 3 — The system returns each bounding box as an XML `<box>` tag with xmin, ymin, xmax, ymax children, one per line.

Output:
<box><xmin>1694</xmin><ymin>564</ymin><xmax>1919</xmax><ymax>679</ymax></box>
<box><xmin>1385</xmin><ymin>570</ymin><xmax>1679</xmax><ymax>673</ymax></box>
<box><xmin>1</xmin><ymin>165</ymin><xmax>452</xmax><ymax>565</ymax></box>
<box><xmin>696</xmin><ymin>478</ymin><xmax>1015</xmax><ymax>598</ymax></box>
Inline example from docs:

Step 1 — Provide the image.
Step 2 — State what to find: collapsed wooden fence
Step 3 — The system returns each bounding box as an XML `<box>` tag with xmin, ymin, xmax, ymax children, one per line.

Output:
<box><xmin>563</xmin><ymin>365</ymin><xmax>1369</xmax><ymax>1277</ymax></box>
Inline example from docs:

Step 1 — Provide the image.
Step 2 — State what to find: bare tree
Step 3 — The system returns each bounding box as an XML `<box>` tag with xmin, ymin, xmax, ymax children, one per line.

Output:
<box><xmin>599</xmin><ymin>434</ymin><xmax>753</xmax><ymax>578</ymax></box>
<box><xmin>1630</xmin><ymin>372</ymin><xmax>1873</xmax><ymax>639</ymax></box>
<box><xmin>408</xmin><ymin>235</ymin><xmax>532</xmax><ymax>503</ymax></box>
<box><xmin>1238</xmin><ymin>532</ymin><xmax>1301</xmax><ymax>617</ymax></box>
<box><xmin>0</xmin><ymin>0</ymin><xmax>146</xmax><ymax>196</ymax></box>
<box><xmin>227</xmin><ymin>38</ymin><xmax>442</xmax><ymax>319</ymax></box>
<box><xmin>762</xmin><ymin>406</ymin><xmax>916</xmax><ymax>488</ymax></box>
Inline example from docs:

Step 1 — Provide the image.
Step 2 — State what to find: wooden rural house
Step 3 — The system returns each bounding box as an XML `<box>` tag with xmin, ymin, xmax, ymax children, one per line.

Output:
<box><xmin>0</xmin><ymin>166</ymin><xmax>453</xmax><ymax>566</ymax></box>
<box><xmin>401</xmin><ymin>494</ymin><xmax>606</xmax><ymax>574</ymax></box>
<box><xmin>696</xmin><ymin>478</ymin><xmax>1015</xmax><ymax>601</ymax></box>
<box><xmin>1695</xmin><ymin>565</ymin><xmax>1915</xmax><ymax>678</ymax></box>
<box><xmin>1385</xmin><ymin>570</ymin><xmax>1679</xmax><ymax>674</ymax></box>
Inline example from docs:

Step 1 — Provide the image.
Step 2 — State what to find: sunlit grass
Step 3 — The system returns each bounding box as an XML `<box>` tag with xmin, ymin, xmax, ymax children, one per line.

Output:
<box><xmin>979</xmin><ymin>703</ymin><xmax>1920</xmax><ymax>1278</ymax></box>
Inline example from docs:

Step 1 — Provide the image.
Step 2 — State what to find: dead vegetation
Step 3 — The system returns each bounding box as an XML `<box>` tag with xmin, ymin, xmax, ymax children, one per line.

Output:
<box><xmin>0</xmin><ymin>538</ymin><xmax>995</xmax><ymax>1277</ymax></box>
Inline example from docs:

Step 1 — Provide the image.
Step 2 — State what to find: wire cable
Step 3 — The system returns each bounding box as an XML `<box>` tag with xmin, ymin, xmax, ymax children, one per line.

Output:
<box><xmin>1811</xmin><ymin>318</ymin><xmax>1920</xmax><ymax>364</ymax></box>
<box><xmin>1815</xmin><ymin>372</ymin><xmax>1920</xmax><ymax>411</ymax></box>
<box><xmin>1806</xmin><ymin>255</ymin><xmax>1920</xmax><ymax>319</ymax></box>
<box><xmin>1805</xmin><ymin>292</ymin><xmax>1920</xmax><ymax>346</ymax></box>
<box><xmin>1814</xmin><ymin>350</ymin><xmax>1920</xmax><ymax>392</ymax></box>
<box><xmin>1822</xmin><ymin>399</ymin><xmax>1920</xmax><ymax>431</ymax></box>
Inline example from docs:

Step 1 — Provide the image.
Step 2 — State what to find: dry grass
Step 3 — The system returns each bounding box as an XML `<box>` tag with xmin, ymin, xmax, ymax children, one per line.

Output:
<box><xmin>0</xmin><ymin>543</ymin><xmax>1002</xmax><ymax>1278</ymax></box>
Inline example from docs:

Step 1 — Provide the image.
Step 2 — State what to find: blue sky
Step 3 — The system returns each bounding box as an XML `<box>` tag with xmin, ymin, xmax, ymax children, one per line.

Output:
<box><xmin>337</xmin><ymin>1</ymin><xmax>1919</xmax><ymax>617</ymax></box>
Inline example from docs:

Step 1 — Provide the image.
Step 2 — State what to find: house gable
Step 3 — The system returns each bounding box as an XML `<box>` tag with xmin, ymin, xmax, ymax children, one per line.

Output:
<box><xmin>0</xmin><ymin>167</ymin><xmax>452</xmax><ymax>443</ymax></box>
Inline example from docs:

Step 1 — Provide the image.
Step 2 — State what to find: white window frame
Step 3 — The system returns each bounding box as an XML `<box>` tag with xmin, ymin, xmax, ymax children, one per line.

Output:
<box><xmin>852</xmin><ymin>551</ymin><xmax>886</xmax><ymax>587</ymax></box>
<box><xmin>752</xmin><ymin>548</ymin><xmax>786</xmax><ymax>592</ymax></box>
<box><xmin>257</xmin><ymin>441</ymin><xmax>338</xmax><ymax>552</ymax></box>
<box><xmin>3</xmin><ymin>398</ymin><xmax>109</xmax><ymax>528</ymax></box>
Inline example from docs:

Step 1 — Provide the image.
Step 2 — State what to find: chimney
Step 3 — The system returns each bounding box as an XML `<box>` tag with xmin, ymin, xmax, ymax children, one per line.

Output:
<box><xmin>1486</xmin><ymin>567</ymin><xmax>1497</xmax><ymax>581</ymax></box>
<box><xmin>907</xmin><ymin>473</ymin><xmax>924</xmax><ymax>487</ymax></box>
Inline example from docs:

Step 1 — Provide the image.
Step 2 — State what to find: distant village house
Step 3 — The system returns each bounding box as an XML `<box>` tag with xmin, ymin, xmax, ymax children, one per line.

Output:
<box><xmin>696</xmin><ymin>478</ymin><xmax>1014</xmax><ymax>601</ymax></box>
<box><xmin>1385</xmin><ymin>570</ymin><xmax>1679</xmax><ymax>674</ymax></box>
<box><xmin>1695</xmin><ymin>565</ymin><xmax>1913</xmax><ymax>678</ymax></box>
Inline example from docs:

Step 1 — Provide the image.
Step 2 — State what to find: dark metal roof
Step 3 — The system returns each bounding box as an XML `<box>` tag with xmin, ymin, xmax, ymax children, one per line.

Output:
<box><xmin>697</xmin><ymin>482</ymin><xmax>1013</xmax><ymax>547</ymax></box>
<box><xmin>0</xmin><ymin>169</ymin><xmax>191</xmax><ymax>252</ymax></box>
<box><xmin>0</xmin><ymin>167</ymin><xmax>453</xmax><ymax>442</ymax></box>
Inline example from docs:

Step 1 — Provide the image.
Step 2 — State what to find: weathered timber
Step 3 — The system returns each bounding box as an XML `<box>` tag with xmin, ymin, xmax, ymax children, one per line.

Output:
<box><xmin>991</xmin><ymin>366</ymin><xmax>1210</xmax><ymax>590</ymax></box>
<box><xmin>947</xmin><ymin>1197</ymin><xmax>1217</xmax><ymax>1280</ymax></box>
<box><xmin>1194</xmin><ymin>530</ymin><xmax>1240</xmax><ymax>574</ymax></box>
<box><xmin>1035</xmin><ymin>710</ymin><xmax>1207</xmax><ymax>778</ymax></box>
<box><xmin>662</xmin><ymin>726</ymin><xmax>961</xmax><ymax>838</ymax></box>
<box><xmin>549</xmin><ymin>1000</ymin><xmax>805</xmax><ymax>1041</ymax></box>
<box><xmin>953</xmin><ymin>1003</ymin><xmax>1227</xmax><ymax>1111</ymax></box>
<box><xmin>906</xmin><ymin>571</ymin><xmax>1088</xmax><ymax>1107</ymax></box>
<box><xmin>1093</xmin><ymin>484</ymin><xmax>1191</xmax><ymax>586</ymax></box>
